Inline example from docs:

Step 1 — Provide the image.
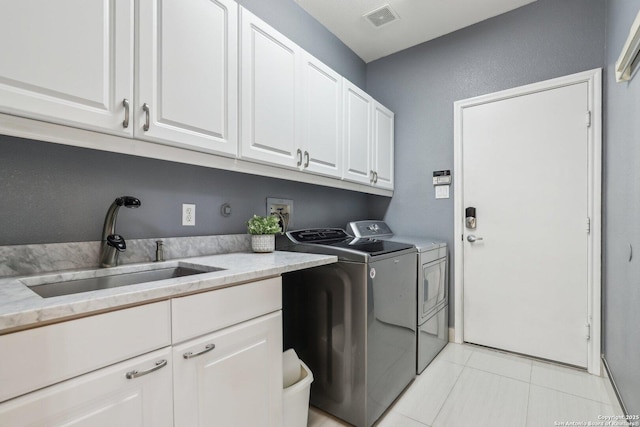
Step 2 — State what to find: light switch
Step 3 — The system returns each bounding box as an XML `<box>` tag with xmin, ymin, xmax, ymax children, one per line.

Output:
<box><xmin>435</xmin><ymin>185</ymin><xmax>450</xmax><ymax>199</ymax></box>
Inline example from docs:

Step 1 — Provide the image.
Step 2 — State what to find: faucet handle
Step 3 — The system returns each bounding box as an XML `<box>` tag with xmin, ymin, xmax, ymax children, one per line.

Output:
<box><xmin>155</xmin><ymin>240</ymin><xmax>165</xmax><ymax>262</ymax></box>
<box><xmin>107</xmin><ymin>234</ymin><xmax>127</xmax><ymax>252</ymax></box>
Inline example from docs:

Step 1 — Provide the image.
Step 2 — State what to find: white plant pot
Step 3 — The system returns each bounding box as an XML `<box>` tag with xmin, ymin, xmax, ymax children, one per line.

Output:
<box><xmin>251</xmin><ymin>234</ymin><xmax>275</xmax><ymax>253</ymax></box>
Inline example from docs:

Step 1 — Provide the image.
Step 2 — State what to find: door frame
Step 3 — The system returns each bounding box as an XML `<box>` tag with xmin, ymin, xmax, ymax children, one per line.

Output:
<box><xmin>453</xmin><ymin>69</ymin><xmax>602</xmax><ymax>375</ymax></box>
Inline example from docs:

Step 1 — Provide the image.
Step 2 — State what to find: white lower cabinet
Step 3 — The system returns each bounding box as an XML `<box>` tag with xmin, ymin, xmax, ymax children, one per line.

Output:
<box><xmin>173</xmin><ymin>311</ymin><xmax>283</xmax><ymax>427</ymax></box>
<box><xmin>0</xmin><ymin>277</ymin><xmax>283</xmax><ymax>426</ymax></box>
<box><xmin>0</xmin><ymin>348</ymin><xmax>174</xmax><ymax>427</ymax></box>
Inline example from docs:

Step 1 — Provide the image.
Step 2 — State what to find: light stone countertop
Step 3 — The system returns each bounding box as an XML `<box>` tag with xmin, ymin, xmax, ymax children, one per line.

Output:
<box><xmin>0</xmin><ymin>251</ymin><xmax>337</xmax><ymax>335</ymax></box>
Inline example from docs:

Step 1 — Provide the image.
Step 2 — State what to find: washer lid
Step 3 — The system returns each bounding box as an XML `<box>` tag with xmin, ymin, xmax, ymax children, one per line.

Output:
<box><xmin>285</xmin><ymin>228</ymin><xmax>414</xmax><ymax>256</ymax></box>
<box><xmin>327</xmin><ymin>237</ymin><xmax>414</xmax><ymax>256</ymax></box>
<box><xmin>286</xmin><ymin>228</ymin><xmax>350</xmax><ymax>244</ymax></box>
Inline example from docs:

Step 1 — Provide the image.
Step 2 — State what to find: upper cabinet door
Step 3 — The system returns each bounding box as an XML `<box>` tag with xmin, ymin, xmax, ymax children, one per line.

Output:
<box><xmin>343</xmin><ymin>80</ymin><xmax>372</xmax><ymax>185</ymax></box>
<box><xmin>372</xmin><ymin>101</ymin><xmax>394</xmax><ymax>190</ymax></box>
<box><xmin>240</xmin><ymin>7</ymin><xmax>301</xmax><ymax>168</ymax></box>
<box><xmin>301</xmin><ymin>53</ymin><xmax>343</xmax><ymax>178</ymax></box>
<box><xmin>0</xmin><ymin>0</ymin><xmax>134</xmax><ymax>136</ymax></box>
<box><xmin>137</xmin><ymin>0</ymin><xmax>238</xmax><ymax>156</ymax></box>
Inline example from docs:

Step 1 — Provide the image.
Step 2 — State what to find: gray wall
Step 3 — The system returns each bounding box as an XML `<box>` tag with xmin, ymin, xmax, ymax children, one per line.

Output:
<box><xmin>603</xmin><ymin>0</ymin><xmax>640</xmax><ymax>415</ymax></box>
<box><xmin>0</xmin><ymin>136</ymin><xmax>371</xmax><ymax>245</ymax></box>
<box><xmin>0</xmin><ymin>0</ymin><xmax>369</xmax><ymax>246</ymax></box>
<box><xmin>366</xmin><ymin>0</ymin><xmax>606</xmax><ymax>323</ymax></box>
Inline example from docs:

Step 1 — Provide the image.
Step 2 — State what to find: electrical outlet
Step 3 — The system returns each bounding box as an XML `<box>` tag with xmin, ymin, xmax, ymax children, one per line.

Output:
<box><xmin>266</xmin><ymin>198</ymin><xmax>293</xmax><ymax>230</ymax></box>
<box><xmin>182</xmin><ymin>204</ymin><xmax>195</xmax><ymax>226</ymax></box>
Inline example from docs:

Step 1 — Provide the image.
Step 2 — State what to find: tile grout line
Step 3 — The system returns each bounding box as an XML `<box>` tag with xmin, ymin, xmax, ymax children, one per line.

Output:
<box><xmin>462</xmin><ymin>363</ymin><xmax>533</xmax><ymax>386</ymax></box>
<box><xmin>529</xmin><ymin>382</ymin><xmax>616</xmax><ymax>406</ymax></box>
<box><xmin>523</xmin><ymin>382</ymin><xmax>532</xmax><ymax>427</ymax></box>
<box><xmin>395</xmin><ymin>411</ymin><xmax>432</xmax><ymax>427</ymax></box>
<box><xmin>427</xmin><ymin>360</ymin><xmax>469</xmax><ymax>426</ymax></box>
<box><xmin>453</xmin><ymin>346</ymin><xmax>614</xmax><ymax>405</ymax></box>
<box><xmin>523</xmin><ymin>354</ymin><xmax>534</xmax><ymax>427</ymax></box>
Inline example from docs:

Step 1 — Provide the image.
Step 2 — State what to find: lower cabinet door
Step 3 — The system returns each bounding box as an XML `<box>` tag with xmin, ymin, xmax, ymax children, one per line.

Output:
<box><xmin>173</xmin><ymin>311</ymin><xmax>283</xmax><ymax>427</ymax></box>
<box><xmin>0</xmin><ymin>347</ymin><xmax>173</xmax><ymax>427</ymax></box>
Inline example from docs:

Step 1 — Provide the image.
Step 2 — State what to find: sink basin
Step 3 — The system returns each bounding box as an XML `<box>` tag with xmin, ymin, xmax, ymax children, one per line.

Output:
<box><xmin>25</xmin><ymin>265</ymin><xmax>222</xmax><ymax>298</ymax></box>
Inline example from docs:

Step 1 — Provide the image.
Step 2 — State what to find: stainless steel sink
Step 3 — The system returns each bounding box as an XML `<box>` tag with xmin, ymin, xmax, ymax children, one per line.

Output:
<box><xmin>26</xmin><ymin>265</ymin><xmax>222</xmax><ymax>298</ymax></box>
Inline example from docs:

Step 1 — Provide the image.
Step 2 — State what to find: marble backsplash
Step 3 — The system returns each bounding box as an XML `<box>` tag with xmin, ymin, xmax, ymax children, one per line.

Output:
<box><xmin>0</xmin><ymin>234</ymin><xmax>251</xmax><ymax>277</ymax></box>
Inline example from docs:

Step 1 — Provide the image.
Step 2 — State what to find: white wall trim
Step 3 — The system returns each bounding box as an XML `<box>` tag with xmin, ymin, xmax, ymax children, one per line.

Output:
<box><xmin>453</xmin><ymin>68</ymin><xmax>602</xmax><ymax>375</ymax></box>
<box><xmin>0</xmin><ymin>113</ymin><xmax>392</xmax><ymax>197</ymax></box>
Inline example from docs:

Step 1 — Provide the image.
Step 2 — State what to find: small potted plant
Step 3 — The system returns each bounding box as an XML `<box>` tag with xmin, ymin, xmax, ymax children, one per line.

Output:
<box><xmin>247</xmin><ymin>214</ymin><xmax>282</xmax><ymax>253</ymax></box>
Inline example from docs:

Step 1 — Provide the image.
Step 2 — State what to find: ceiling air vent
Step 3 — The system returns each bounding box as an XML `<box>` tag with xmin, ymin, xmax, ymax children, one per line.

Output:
<box><xmin>364</xmin><ymin>5</ymin><xmax>399</xmax><ymax>28</ymax></box>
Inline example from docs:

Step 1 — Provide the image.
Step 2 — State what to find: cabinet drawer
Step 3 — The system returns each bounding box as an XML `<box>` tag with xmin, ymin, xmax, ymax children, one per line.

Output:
<box><xmin>172</xmin><ymin>277</ymin><xmax>282</xmax><ymax>343</ymax></box>
<box><xmin>0</xmin><ymin>347</ymin><xmax>173</xmax><ymax>427</ymax></box>
<box><xmin>0</xmin><ymin>301</ymin><xmax>171</xmax><ymax>403</ymax></box>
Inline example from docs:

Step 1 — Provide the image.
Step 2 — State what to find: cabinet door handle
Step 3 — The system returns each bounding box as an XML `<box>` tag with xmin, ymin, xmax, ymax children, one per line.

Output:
<box><xmin>296</xmin><ymin>149</ymin><xmax>302</xmax><ymax>167</ymax></box>
<box><xmin>183</xmin><ymin>343</ymin><xmax>215</xmax><ymax>360</ymax></box>
<box><xmin>304</xmin><ymin>151</ymin><xmax>310</xmax><ymax>168</ymax></box>
<box><xmin>122</xmin><ymin>99</ymin><xmax>130</xmax><ymax>128</ymax></box>
<box><xmin>125</xmin><ymin>359</ymin><xmax>167</xmax><ymax>379</ymax></box>
<box><xmin>142</xmin><ymin>103</ymin><xmax>150</xmax><ymax>131</ymax></box>
<box><xmin>370</xmin><ymin>170</ymin><xmax>375</xmax><ymax>183</ymax></box>
<box><xmin>373</xmin><ymin>171</ymin><xmax>378</xmax><ymax>183</ymax></box>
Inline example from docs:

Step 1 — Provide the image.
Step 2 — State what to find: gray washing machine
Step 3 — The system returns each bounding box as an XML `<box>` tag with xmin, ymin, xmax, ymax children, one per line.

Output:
<box><xmin>347</xmin><ymin>221</ymin><xmax>449</xmax><ymax>373</ymax></box>
<box><xmin>277</xmin><ymin>228</ymin><xmax>417</xmax><ymax>427</ymax></box>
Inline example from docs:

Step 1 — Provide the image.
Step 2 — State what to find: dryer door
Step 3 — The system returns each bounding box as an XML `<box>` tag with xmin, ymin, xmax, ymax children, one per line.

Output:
<box><xmin>419</xmin><ymin>257</ymin><xmax>447</xmax><ymax>323</ymax></box>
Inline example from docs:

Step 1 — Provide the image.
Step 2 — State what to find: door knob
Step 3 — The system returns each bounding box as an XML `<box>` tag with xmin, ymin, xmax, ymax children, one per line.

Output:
<box><xmin>467</xmin><ymin>235</ymin><xmax>484</xmax><ymax>243</ymax></box>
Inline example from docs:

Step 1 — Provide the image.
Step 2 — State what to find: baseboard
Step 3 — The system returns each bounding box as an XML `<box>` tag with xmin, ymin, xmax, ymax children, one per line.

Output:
<box><xmin>602</xmin><ymin>355</ymin><xmax>628</xmax><ymax>416</ymax></box>
<box><xmin>449</xmin><ymin>327</ymin><xmax>455</xmax><ymax>343</ymax></box>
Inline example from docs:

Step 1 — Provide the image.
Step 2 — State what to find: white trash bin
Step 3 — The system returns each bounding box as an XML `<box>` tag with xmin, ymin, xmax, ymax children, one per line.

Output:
<box><xmin>283</xmin><ymin>349</ymin><xmax>314</xmax><ymax>427</ymax></box>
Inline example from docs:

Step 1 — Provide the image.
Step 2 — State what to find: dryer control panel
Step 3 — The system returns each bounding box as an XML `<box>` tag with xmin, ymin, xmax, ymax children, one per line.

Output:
<box><xmin>347</xmin><ymin>221</ymin><xmax>393</xmax><ymax>239</ymax></box>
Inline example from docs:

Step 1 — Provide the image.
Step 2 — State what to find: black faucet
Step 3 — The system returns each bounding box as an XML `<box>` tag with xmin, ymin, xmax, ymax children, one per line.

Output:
<box><xmin>99</xmin><ymin>196</ymin><xmax>141</xmax><ymax>268</ymax></box>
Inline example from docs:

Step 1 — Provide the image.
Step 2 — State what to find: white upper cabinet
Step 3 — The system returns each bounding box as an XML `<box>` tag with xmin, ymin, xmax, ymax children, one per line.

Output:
<box><xmin>240</xmin><ymin>7</ymin><xmax>301</xmax><ymax>168</ymax></box>
<box><xmin>343</xmin><ymin>80</ymin><xmax>373</xmax><ymax>185</ymax></box>
<box><xmin>0</xmin><ymin>0</ymin><xmax>134</xmax><ymax>136</ymax></box>
<box><xmin>0</xmin><ymin>1</ymin><xmax>394</xmax><ymax>194</ymax></box>
<box><xmin>137</xmin><ymin>0</ymin><xmax>238</xmax><ymax>156</ymax></box>
<box><xmin>372</xmin><ymin>101</ymin><xmax>395</xmax><ymax>190</ymax></box>
<box><xmin>342</xmin><ymin>80</ymin><xmax>394</xmax><ymax>189</ymax></box>
<box><xmin>300</xmin><ymin>53</ymin><xmax>343</xmax><ymax>178</ymax></box>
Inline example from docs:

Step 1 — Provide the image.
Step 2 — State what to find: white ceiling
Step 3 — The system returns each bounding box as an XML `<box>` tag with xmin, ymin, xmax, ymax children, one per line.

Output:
<box><xmin>294</xmin><ymin>0</ymin><xmax>537</xmax><ymax>63</ymax></box>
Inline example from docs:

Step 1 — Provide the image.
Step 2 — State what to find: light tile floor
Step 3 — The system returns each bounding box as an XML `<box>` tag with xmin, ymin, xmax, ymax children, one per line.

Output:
<box><xmin>308</xmin><ymin>343</ymin><xmax>628</xmax><ymax>427</ymax></box>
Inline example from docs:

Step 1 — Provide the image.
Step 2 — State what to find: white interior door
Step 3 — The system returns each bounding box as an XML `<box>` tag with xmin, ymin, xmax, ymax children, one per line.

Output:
<box><xmin>461</xmin><ymin>82</ymin><xmax>590</xmax><ymax>367</ymax></box>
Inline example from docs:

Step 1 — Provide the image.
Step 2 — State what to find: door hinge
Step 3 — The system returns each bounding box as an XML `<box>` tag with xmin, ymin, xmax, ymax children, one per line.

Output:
<box><xmin>586</xmin><ymin>111</ymin><xmax>592</xmax><ymax>128</ymax></box>
<box><xmin>586</xmin><ymin>217</ymin><xmax>591</xmax><ymax>234</ymax></box>
<box><xmin>586</xmin><ymin>323</ymin><xmax>591</xmax><ymax>341</ymax></box>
